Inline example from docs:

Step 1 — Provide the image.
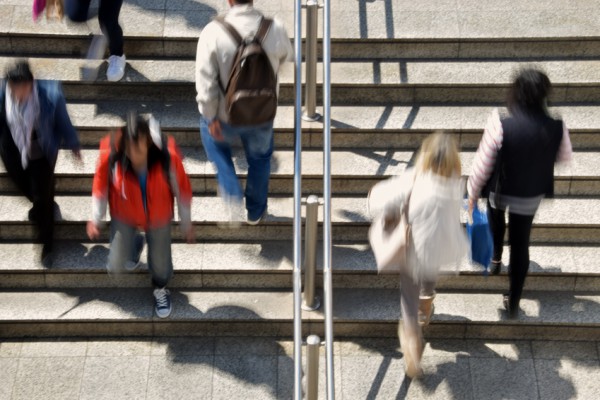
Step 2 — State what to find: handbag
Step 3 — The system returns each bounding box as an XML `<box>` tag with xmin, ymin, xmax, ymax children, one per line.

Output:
<box><xmin>368</xmin><ymin>181</ymin><xmax>413</xmax><ymax>274</ymax></box>
<box><xmin>466</xmin><ymin>206</ymin><xmax>493</xmax><ymax>274</ymax></box>
<box><xmin>33</xmin><ymin>0</ymin><xmax>46</xmax><ymax>21</ymax></box>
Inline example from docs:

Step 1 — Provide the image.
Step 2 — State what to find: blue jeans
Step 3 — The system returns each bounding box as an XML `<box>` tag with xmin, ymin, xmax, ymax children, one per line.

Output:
<box><xmin>108</xmin><ymin>220</ymin><xmax>173</xmax><ymax>288</ymax></box>
<box><xmin>200</xmin><ymin>118</ymin><xmax>274</xmax><ymax>221</ymax></box>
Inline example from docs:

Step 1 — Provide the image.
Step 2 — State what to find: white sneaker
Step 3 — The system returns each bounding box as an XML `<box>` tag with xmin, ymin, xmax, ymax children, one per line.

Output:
<box><xmin>106</xmin><ymin>54</ymin><xmax>126</xmax><ymax>82</ymax></box>
<box><xmin>153</xmin><ymin>288</ymin><xmax>172</xmax><ymax>319</ymax></box>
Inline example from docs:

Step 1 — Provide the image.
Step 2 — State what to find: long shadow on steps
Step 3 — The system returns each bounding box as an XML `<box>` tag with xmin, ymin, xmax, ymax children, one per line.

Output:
<box><xmin>124</xmin><ymin>0</ymin><xmax>217</xmax><ymax>32</ymax></box>
<box><xmin>339</xmin><ymin>337</ymin><xmax>586</xmax><ymax>399</ymax></box>
<box><xmin>154</xmin><ymin>334</ymin><xmax>291</xmax><ymax>399</ymax></box>
<box><xmin>418</xmin><ymin>340</ymin><xmax>585</xmax><ymax>400</ymax></box>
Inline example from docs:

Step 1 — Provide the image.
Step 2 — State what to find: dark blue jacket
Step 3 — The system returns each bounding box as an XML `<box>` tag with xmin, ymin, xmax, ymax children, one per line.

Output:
<box><xmin>0</xmin><ymin>80</ymin><xmax>80</xmax><ymax>166</ymax></box>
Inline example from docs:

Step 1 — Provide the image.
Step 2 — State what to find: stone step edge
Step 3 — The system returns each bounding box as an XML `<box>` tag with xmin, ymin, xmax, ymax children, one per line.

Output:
<box><xmin>0</xmin><ymin>290</ymin><xmax>598</xmax><ymax>339</ymax></box>
<box><xmin>1</xmin><ymin>269</ymin><xmax>597</xmax><ymax>293</ymax></box>
<box><xmin>6</xmin><ymin>32</ymin><xmax>600</xmax><ymax>43</ymax></box>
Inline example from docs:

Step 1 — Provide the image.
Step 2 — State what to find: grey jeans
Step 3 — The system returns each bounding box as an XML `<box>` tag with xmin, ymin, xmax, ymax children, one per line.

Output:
<box><xmin>108</xmin><ymin>219</ymin><xmax>173</xmax><ymax>288</ymax></box>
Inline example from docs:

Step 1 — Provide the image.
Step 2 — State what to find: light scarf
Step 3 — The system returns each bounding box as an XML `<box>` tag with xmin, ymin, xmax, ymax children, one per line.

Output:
<box><xmin>5</xmin><ymin>83</ymin><xmax>40</xmax><ymax>169</ymax></box>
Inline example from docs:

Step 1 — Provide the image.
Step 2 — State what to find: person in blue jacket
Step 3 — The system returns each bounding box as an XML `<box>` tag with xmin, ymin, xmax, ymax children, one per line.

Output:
<box><xmin>0</xmin><ymin>61</ymin><xmax>81</xmax><ymax>266</ymax></box>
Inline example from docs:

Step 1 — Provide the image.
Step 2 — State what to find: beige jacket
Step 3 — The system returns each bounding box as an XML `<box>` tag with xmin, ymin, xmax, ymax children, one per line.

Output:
<box><xmin>195</xmin><ymin>5</ymin><xmax>294</xmax><ymax>123</ymax></box>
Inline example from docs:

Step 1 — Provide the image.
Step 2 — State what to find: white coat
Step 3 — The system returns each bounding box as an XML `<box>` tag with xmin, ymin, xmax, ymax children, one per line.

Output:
<box><xmin>368</xmin><ymin>169</ymin><xmax>469</xmax><ymax>282</ymax></box>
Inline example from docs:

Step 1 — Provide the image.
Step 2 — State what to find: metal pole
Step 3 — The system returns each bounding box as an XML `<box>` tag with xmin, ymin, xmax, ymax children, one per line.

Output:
<box><xmin>305</xmin><ymin>335</ymin><xmax>321</xmax><ymax>400</ymax></box>
<box><xmin>302</xmin><ymin>0</ymin><xmax>321</xmax><ymax>122</ymax></box>
<box><xmin>302</xmin><ymin>195</ymin><xmax>321</xmax><ymax>311</ymax></box>
<box><xmin>322</xmin><ymin>0</ymin><xmax>335</xmax><ymax>399</ymax></box>
<box><xmin>293</xmin><ymin>0</ymin><xmax>304</xmax><ymax>399</ymax></box>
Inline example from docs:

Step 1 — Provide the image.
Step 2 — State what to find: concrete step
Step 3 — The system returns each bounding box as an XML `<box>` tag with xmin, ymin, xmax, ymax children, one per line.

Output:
<box><xmin>3</xmin><ymin>2</ymin><xmax>600</xmax><ymax>59</ymax></box>
<box><xmin>0</xmin><ymin>195</ymin><xmax>599</xmax><ymax>244</ymax></box>
<box><xmin>5</xmin><ymin>57</ymin><xmax>600</xmax><ymax>103</ymax></box>
<box><xmin>0</xmin><ymin>242</ymin><xmax>597</xmax><ymax>292</ymax></box>
<box><xmin>0</xmin><ymin>288</ymin><xmax>598</xmax><ymax>340</ymax></box>
<box><xmin>0</xmin><ymin>149</ymin><xmax>593</xmax><ymax>196</ymax></box>
<box><xmin>64</xmin><ymin>101</ymin><xmax>600</xmax><ymax>150</ymax></box>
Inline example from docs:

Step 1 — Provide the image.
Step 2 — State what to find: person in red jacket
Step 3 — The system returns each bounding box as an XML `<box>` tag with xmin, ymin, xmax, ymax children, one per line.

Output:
<box><xmin>87</xmin><ymin>113</ymin><xmax>194</xmax><ymax>318</ymax></box>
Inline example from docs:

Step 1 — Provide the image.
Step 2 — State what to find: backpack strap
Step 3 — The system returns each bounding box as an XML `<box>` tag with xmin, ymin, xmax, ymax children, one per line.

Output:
<box><xmin>255</xmin><ymin>17</ymin><xmax>273</xmax><ymax>44</ymax></box>
<box><xmin>214</xmin><ymin>15</ymin><xmax>242</xmax><ymax>47</ymax></box>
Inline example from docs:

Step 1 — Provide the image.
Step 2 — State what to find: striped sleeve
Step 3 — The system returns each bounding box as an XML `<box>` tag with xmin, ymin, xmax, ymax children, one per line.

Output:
<box><xmin>467</xmin><ymin>109</ymin><xmax>503</xmax><ymax>201</ymax></box>
<box><xmin>556</xmin><ymin>121</ymin><xmax>573</xmax><ymax>163</ymax></box>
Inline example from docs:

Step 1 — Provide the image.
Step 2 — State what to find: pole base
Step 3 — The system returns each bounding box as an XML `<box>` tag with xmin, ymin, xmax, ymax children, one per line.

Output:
<box><xmin>302</xmin><ymin>296</ymin><xmax>321</xmax><ymax>311</ymax></box>
<box><xmin>302</xmin><ymin>112</ymin><xmax>321</xmax><ymax>122</ymax></box>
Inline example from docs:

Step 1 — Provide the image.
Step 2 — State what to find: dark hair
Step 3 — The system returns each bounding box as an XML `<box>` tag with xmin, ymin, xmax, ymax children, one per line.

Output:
<box><xmin>233</xmin><ymin>0</ymin><xmax>253</xmax><ymax>4</ymax></box>
<box><xmin>508</xmin><ymin>68</ymin><xmax>551</xmax><ymax>114</ymax></box>
<box><xmin>113</xmin><ymin>112</ymin><xmax>152</xmax><ymax>163</ymax></box>
<box><xmin>124</xmin><ymin>111</ymin><xmax>151</xmax><ymax>145</ymax></box>
<box><xmin>6</xmin><ymin>61</ymin><xmax>34</xmax><ymax>84</ymax></box>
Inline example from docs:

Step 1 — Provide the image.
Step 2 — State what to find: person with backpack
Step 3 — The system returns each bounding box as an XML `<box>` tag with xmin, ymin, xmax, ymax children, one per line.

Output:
<box><xmin>468</xmin><ymin>69</ymin><xmax>572</xmax><ymax>319</ymax></box>
<box><xmin>86</xmin><ymin>113</ymin><xmax>194</xmax><ymax>318</ymax></box>
<box><xmin>195</xmin><ymin>0</ymin><xmax>294</xmax><ymax>225</ymax></box>
<box><xmin>0</xmin><ymin>61</ymin><xmax>81</xmax><ymax>267</ymax></box>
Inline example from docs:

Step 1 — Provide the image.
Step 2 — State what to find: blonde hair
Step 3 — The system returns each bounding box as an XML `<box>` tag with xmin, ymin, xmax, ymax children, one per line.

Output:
<box><xmin>415</xmin><ymin>131</ymin><xmax>461</xmax><ymax>178</ymax></box>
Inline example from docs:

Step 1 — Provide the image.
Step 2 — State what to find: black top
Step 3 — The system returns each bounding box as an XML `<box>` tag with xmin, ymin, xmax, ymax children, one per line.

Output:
<box><xmin>498</xmin><ymin>110</ymin><xmax>563</xmax><ymax>198</ymax></box>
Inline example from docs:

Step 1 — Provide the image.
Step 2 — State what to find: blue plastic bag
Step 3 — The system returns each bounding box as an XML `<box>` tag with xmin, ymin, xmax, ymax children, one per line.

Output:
<box><xmin>466</xmin><ymin>207</ymin><xmax>493</xmax><ymax>274</ymax></box>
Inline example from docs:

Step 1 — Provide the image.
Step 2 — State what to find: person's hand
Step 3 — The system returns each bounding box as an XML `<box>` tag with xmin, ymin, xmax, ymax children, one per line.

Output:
<box><xmin>185</xmin><ymin>226</ymin><xmax>195</xmax><ymax>244</ymax></box>
<box><xmin>72</xmin><ymin>148</ymin><xmax>83</xmax><ymax>164</ymax></box>
<box><xmin>208</xmin><ymin>119</ymin><xmax>224</xmax><ymax>141</ymax></box>
<box><xmin>467</xmin><ymin>198</ymin><xmax>476</xmax><ymax>225</ymax></box>
<box><xmin>86</xmin><ymin>221</ymin><xmax>101</xmax><ymax>241</ymax></box>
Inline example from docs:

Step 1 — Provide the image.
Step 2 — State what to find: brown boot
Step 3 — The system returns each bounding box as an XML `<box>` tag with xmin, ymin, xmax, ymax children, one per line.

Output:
<box><xmin>418</xmin><ymin>294</ymin><xmax>436</xmax><ymax>326</ymax></box>
<box><xmin>399</xmin><ymin>321</ymin><xmax>424</xmax><ymax>379</ymax></box>
<box><xmin>46</xmin><ymin>0</ymin><xmax>64</xmax><ymax>20</ymax></box>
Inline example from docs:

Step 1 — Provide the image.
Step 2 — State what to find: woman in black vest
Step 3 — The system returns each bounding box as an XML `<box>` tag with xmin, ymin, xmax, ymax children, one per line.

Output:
<box><xmin>467</xmin><ymin>69</ymin><xmax>572</xmax><ymax>318</ymax></box>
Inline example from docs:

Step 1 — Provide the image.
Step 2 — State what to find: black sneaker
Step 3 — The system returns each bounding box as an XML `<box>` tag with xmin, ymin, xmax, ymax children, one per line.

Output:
<box><xmin>153</xmin><ymin>287</ymin><xmax>172</xmax><ymax>318</ymax></box>
<box><xmin>28</xmin><ymin>202</ymin><xmax>61</xmax><ymax>222</ymax></box>
<box><xmin>41</xmin><ymin>244</ymin><xmax>54</xmax><ymax>268</ymax></box>
<box><xmin>53</xmin><ymin>202</ymin><xmax>62</xmax><ymax>222</ymax></box>
<box><xmin>503</xmin><ymin>294</ymin><xmax>518</xmax><ymax>319</ymax></box>
<box><xmin>490</xmin><ymin>260</ymin><xmax>502</xmax><ymax>275</ymax></box>
<box><xmin>28</xmin><ymin>207</ymin><xmax>36</xmax><ymax>222</ymax></box>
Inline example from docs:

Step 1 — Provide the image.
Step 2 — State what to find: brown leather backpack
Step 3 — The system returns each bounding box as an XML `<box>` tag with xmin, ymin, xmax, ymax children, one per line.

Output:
<box><xmin>215</xmin><ymin>16</ymin><xmax>278</xmax><ymax>126</ymax></box>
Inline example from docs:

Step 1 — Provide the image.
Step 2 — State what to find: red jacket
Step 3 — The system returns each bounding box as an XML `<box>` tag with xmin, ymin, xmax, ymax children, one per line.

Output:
<box><xmin>91</xmin><ymin>132</ymin><xmax>192</xmax><ymax>231</ymax></box>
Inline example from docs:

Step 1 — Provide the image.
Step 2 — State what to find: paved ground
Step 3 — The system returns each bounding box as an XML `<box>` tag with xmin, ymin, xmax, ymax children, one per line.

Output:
<box><xmin>1</xmin><ymin>337</ymin><xmax>599</xmax><ymax>399</ymax></box>
<box><xmin>2</xmin><ymin>0</ymin><xmax>600</xmax><ymax>39</ymax></box>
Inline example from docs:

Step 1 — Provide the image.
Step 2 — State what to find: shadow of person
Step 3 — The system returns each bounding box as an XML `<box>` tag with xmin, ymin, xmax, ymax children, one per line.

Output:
<box><xmin>153</xmin><ymin>306</ymin><xmax>293</xmax><ymax>399</ymax></box>
<box><xmin>495</xmin><ymin>291</ymin><xmax>600</xmax><ymax>324</ymax></box>
<box><xmin>124</xmin><ymin>0</ymin><xmax>218</xmax><ymax>32</ymax></box>
<box><xmin>423</xmin><ymin>339</ymin><xmax>580</xmax><ymax>400</ymax></box>
<box><xmin>51</xmin><ymin>241</ymin><xmax>109</xmax><ymax>269</ymax></box>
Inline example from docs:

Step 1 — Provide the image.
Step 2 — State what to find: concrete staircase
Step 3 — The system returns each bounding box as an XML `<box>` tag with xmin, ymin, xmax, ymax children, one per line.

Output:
<box><xmin>1</xmin><ymin>1</ymin><xmax>599</xmax><ymax>344</ymax></box>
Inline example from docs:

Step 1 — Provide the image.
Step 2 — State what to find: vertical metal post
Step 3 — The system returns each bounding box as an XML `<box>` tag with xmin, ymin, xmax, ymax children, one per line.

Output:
<box><xmin>322</xmin><ymin>0</ymin><xmax>335</xmax><ymax>399</ymax></box>
<box><xmin>293</xmin><ymin>0</ymin><xmax>304</xmax><ymax>399</ymax></box>
<box><xmin>303</xmin><ymin>0</ymin><xmax>320</xmax><ymax>122</ymax></box>
<box><xmin>302</xmin><ymin>195</ymin><xmax>321</xmax><ymax>311</ymax></box>
<box><xmin>305</xmin><ymin>335</ymin><xmax>321</xmax><ymax>400</ymax></box>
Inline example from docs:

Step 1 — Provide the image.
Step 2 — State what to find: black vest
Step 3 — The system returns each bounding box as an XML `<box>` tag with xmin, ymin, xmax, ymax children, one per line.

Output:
<box><xmin>498</xmin><ymin>111</ymin><xmax>563</xmax><ymax>198</ymax></box>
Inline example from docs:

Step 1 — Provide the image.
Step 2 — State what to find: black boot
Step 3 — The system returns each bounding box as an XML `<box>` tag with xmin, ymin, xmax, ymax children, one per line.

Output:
<box><xmin>490</xmin><ymin>260</ymin><xmax>502</xmax><ymax>275</ymax></box>
<box><xmin>503</xmin><ymin>294</ymin><xmax>518</xmax><ymax>319</ymax></box>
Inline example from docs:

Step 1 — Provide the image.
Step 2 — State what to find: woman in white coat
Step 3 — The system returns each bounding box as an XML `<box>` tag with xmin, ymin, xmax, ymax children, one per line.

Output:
<box><xmin>369</xmin><ymin>132</ymin><xmax>469</xmax><ymax>378</ymax></box>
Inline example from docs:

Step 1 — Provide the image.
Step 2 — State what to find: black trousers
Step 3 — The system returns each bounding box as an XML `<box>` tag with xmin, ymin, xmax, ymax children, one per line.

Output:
<box><xmin>65</xmin><ymin>0</ymin><xmax>124</xmax><ymax>57</ymax></box>
<box><xmin>0</xmin><ymin>130</ymin><xmax>55</xmax><ymax>250</ymax></box>
<box><xmin>487</xmin><ymin>200</ymin><xmax>535</xmax><ymax>311</ymax></box>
